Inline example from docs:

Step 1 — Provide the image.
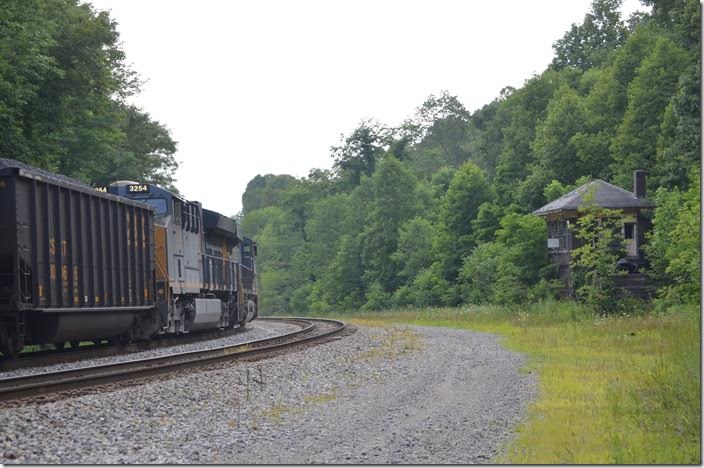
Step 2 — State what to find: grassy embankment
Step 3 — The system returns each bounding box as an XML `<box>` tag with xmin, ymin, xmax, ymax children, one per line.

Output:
<box><xmin>333</xmin><ymin>301</ymin><xmax>700</xmax><ymax>464</ymax></box>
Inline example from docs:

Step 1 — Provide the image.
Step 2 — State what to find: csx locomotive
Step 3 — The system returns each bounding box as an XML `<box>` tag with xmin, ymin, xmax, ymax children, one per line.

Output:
<box><xmin>0</xmin><ymin>159</ymin><xmax>257</xmax><ymax>357</ymax></box>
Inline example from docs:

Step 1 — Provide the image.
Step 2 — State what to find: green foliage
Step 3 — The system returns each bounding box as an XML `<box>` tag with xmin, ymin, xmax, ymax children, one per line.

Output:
<box><xmin>493</xmin><ymin>68</ymin><xmax>570</xmax><ymax>206</ymax></box>
<box><xmin>396</xmin><ymin>266</ymin><xmax>457</xmax><ymax>308</ymax></box>
<box><xmin>532</xmin><ymin>86</ymin><xmax>589</xmax><ymax>182</ymax></box>
<box><xmin>324</xmin><ymin>234</ymin><xmax>366</xmax><ymax>311</ymax></box>
<box><xmin>460</xmin><ymin>213</ymin><xmax>552</xmax><ymax>304</ymax></box>
<box><xmin>543</xmin><ymin>180</ymin><xmax>570</xmax><ymax>202</ymax></box>
<box><xmin>459</xmin><ymin>242</ymin><xmax>502</xmax><ymax>304</ymax></box>
<box><xmin>362</xmin><ymin>282</ymin><xmax>391</xmax><ymax>311</ymax></box>
<box><xmin>611</xmin><ymin>36</ymin><xmax>689</xmax><ymax>188</ymax></box>
<box><xmin>0</xmin><ymin>0</ymin><xmax>177</xmax><ymax>186</ymax></box>
<box><xmin>434</xmin><ymin>161</ymin><xmax>494</xmax><ymax>282</ymax></box>
<box><xmin>552</xmin><ymin>0</ymin><xmax>628</xmax><ymax>71</ymax></box>
<box><xmin>646</xmin><ymin>169</ymin><xmax>701</xmax><ymax>306</ymax></box>
<box><xmin>655</xmin><ymin>62</ymin><xmax>700</xmax><ymax>189</ymax></box>
<box><xmin>463</xmin><ymin>98</ymin><xmax>505</xmax><ymax>176</ymax></box>
<box><xmin>331</xmin><ymin>119</ymin><xmax>390</xmax><ymax>188</ymax></box>
<box><xmin>241</xmin><ymin>174</ymin><xmax>298</xmax><ymax>213</ymax></box>
<box><xmin>304</xmin><ymin>194</ymin><xmax>352</xmax><ymax>267</ymax></box>
<box><xmin>429</xmin><ymin>166</ymin><xmax>456</xmax><ymax>197</ymax></box>
<box><xmin>570</xmin><ymin>198</ymin><xmax>626</xmax><ymax>312</ymax></box>
<box><xmin>361</xmin><ymin>157</ymin><xmax>418</xmax><ymax>292</ymax></box>
<box><xmin>406</xmin><ymin>91</ymin><xmax>471</xmax><ymax>168</ymax></box>
<box><xmin>391</xmin><ymin>217</ymin><xmax>435</xmax><ymax>283</ymax></box>
<box><xmin>495</xmin><ymin>213</ymin><xmax>552</xmax><ymax>284</ymax></box>
<box><xmin>470</xmin><ymin>202</ymin><xmax>502</xmax><ymax>244</ymax></box>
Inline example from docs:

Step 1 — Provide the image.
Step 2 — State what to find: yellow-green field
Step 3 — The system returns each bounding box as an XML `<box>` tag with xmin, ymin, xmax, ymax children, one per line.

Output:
<box><xmin>333</xmin><ymin>301</ymin><xmax>700</xmax><ymax>464</ymax></box>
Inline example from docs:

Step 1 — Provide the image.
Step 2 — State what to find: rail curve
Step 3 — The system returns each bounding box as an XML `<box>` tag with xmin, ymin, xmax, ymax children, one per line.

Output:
<box><xmin>0</xmin><ymin>317</ymin><xmax>345</xmax><ymax>403</ymax></box>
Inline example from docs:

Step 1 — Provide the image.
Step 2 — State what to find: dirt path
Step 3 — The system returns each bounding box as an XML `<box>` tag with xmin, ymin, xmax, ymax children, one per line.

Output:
<box><xmin>222</xmin><ymin>326</ymin><xmax>537</xmax><ymax>464</ymax></box>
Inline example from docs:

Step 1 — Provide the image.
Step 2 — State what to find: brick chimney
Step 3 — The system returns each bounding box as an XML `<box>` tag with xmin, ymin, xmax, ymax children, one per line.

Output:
<box><xmin>633</xmin><ymin>170</ymin><xmax>646</xmax><ymax>198</ymax></box>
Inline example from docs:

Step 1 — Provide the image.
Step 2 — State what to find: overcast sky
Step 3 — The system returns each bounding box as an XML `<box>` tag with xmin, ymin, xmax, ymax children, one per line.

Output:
<box><xmin>89</xmin><ymin>0</ymin><xmax>644</xmax><ymax>216</ymax></box>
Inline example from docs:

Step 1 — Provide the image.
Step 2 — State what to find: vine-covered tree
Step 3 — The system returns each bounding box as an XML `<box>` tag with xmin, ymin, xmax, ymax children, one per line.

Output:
<box><xmin>570</xmin><ymin>202</ymin><xmax>626</xmax><ymax>311</ymax></box>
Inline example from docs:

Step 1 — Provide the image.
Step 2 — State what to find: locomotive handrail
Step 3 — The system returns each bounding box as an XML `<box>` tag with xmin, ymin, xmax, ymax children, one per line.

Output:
<box><xmin>202</xmin><ymin>252</ymin><xmax>239</xmax><ymax>264</ymax></box>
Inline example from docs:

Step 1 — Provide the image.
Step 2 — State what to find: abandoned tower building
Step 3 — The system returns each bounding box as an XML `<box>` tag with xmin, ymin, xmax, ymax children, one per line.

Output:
<box><xmin>533</xmin><ymin>170</ymin><xmax>655</xmax><ymax>298</ymax></box>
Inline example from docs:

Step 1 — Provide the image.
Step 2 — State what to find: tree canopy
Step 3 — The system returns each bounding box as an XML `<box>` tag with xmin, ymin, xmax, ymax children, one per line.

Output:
<box><xmin>0</xmin><ymin>0</ymin><xmax>178</xmax><ymax>188</ymax></box>
<box><xmin>241</xmin><ymin>0</ymin><xmax>700</xmax><ymax>315</ymax></box>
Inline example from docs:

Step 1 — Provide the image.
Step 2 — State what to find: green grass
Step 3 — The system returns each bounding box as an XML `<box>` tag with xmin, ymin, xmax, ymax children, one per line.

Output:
<box><xmin>333</xmin><ymin>301</ymin><xmax>700</xmax><ymax>464</ymax></box>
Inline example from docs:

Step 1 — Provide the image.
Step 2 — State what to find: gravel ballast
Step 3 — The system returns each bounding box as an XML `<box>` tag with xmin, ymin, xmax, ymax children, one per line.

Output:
<box><xmin>0</xmin><ymin>320</ymin><xmax>301</xmax><ymax>379</ymax></box>
<box><xmin>0</xmin><ymin>323</ymin><xmax>537</xmax><ymax>464</ymax></box>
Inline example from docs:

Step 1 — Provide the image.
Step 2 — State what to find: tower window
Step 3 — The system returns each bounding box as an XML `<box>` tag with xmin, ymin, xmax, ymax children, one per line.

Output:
<box><xmin>624</xmin><ymin>223</ymin><xmax>635</xmax><ymax>240</ymax></box>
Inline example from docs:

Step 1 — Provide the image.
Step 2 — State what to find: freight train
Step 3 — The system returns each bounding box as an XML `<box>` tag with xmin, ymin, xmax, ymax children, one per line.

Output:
<box><xmin>0</xmin><ymin>159</ymin><xmax>257</xmax><ymax>358</ymax></box>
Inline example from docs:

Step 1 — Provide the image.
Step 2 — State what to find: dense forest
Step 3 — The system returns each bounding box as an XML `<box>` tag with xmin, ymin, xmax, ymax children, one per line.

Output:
<box><xmin>0</xmin><ymin>0</ymin><xmax>179</xmax><ymax>189</ymax></box>
<box><xmin>240</xmin><ymin>0</ymin><xmax>701</xmax><ymax>315</ymax></box>
<box><xmin>0</xmin><ymin>0</ymin><xmax>698</xmax><ymax>316</ymax></box>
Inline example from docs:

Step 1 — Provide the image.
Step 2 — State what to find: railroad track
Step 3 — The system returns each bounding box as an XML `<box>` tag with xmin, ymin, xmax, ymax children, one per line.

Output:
<box><xmin>0</xmin><ymin>325</ymin><xmax>251</xmax><ymax>372</ymax></box>
<box><xmin>0</xmin><ymin>317</ymin><xmax>345</xmax><ymax>403</ymax></box>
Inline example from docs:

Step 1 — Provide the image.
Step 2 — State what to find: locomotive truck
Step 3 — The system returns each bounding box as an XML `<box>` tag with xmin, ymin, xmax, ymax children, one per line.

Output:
<box><xmin>0</xmin><ymin>159</ymin><xmax>257</xmax><ymax>358</ymax></box>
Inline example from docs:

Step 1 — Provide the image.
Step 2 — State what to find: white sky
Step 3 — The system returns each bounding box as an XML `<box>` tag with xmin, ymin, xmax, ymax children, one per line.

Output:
<box><xmin>89</xmin><ymin>0</ymin><xmax>645</xmax><ymax>216</ymax></box>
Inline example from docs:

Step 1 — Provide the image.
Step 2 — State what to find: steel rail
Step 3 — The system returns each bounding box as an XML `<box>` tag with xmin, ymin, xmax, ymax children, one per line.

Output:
<box><xmin>1</xmin><ymin>321</ymin><xmax>252</xmax><ymax>372</ymax></box>
<box><xmin>0</xmin><ymin>317</ymin><xmax>345</xmax><ymax>402</ymax></box>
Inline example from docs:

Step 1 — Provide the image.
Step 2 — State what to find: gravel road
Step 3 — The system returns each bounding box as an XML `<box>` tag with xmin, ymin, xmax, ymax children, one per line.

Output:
<box><xmin>0</xmin><ymin>323</ymin><xmax>537</xmax><ymax>464</ymax></box>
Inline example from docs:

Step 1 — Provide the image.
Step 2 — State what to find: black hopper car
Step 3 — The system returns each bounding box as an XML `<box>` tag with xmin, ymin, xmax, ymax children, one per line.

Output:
<box><xmin>0</xmin><ymin>159</ymin><xmax>257</xmax><ymax>357</ymax></box>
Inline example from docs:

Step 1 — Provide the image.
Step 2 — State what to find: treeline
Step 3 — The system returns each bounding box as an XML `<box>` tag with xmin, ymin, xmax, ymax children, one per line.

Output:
<box><xmin>241</xmin><ymin>0</ymin><xmax>700</xmax><ymax>315</ymax></box>
<box><xmin>0</xmin><ymin>0</ymin><xmax>178</xmax><ymax>188</ymax></box>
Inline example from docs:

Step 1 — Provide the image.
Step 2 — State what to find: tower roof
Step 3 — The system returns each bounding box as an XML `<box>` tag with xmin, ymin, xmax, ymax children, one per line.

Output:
<box><xmin>532</xmin><ymin>179</ymin><xmax>655</xmax><ymax>217</ymax></box>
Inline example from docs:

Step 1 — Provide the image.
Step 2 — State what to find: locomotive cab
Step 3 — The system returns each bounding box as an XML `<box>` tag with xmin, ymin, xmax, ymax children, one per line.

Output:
<box><xmin>108</xmin><ymin>181</ymin><xmax>257</xmax><ymax>335</ymax></box>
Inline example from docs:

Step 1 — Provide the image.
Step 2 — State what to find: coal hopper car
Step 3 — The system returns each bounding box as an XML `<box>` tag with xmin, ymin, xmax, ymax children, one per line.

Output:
<box><xmin>0</xmin><ymin>160</ymin><xmax>156</xmax><ymax>357</ymax></box>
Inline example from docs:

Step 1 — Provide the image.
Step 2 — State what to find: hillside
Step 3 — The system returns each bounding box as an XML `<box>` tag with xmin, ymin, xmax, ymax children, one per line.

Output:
<box><xmin>240</xmin><ymin>0</ymin><xmax>701</xmax><ymax>315</ymax></box>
